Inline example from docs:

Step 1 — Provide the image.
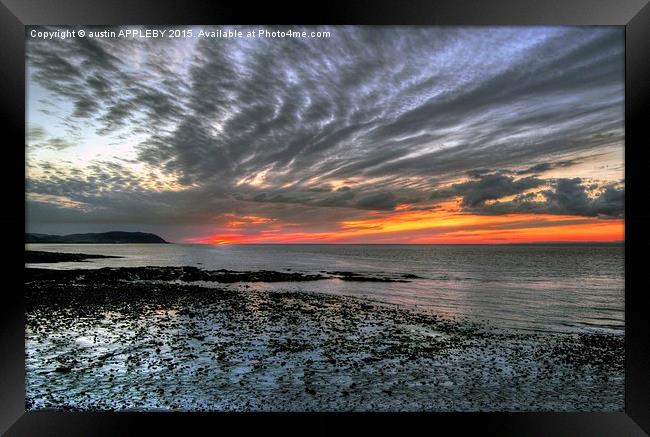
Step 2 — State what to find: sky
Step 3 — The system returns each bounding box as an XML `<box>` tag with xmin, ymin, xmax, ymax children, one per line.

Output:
<box><xmin>25</xmin><ymin>26</ymin><xmax>624</xmax><ymax>244</ymax></box>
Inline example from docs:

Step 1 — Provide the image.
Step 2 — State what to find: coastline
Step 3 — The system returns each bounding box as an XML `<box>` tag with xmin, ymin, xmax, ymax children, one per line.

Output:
<box><xmin>25</xmin><ymin>264</ymin><xmax>624</xmax><ymax>412</ymax></box>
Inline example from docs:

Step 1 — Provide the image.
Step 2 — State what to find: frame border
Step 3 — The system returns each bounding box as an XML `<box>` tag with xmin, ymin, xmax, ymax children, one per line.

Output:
<box><xmin>2</xmin><ymin>0</ymin><xmax>649</xmax><ymax>434</ymax></box>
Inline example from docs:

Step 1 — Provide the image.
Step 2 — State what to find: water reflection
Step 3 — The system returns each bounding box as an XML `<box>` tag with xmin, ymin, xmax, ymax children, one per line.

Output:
<box><xmin>26</xmin><ymin>243</ymin><xmax>624</xmax><ymax>334</ymax></box>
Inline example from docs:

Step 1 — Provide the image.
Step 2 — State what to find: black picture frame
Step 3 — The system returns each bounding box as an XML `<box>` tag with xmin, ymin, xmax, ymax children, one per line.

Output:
<box><xmin>2</xmin><ymin>0</ymin><xmax>649</xmax><ymax>435</ymax></box>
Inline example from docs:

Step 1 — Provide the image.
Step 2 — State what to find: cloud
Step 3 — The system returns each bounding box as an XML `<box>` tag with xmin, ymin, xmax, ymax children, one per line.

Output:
<box><xmin>463</xmin><ymin>177</ymin><xmax>624</xmax><ymax>218</ymax></box>
<box><xmin>541</xmin><ymin>178</ymin><xmax>624</xmax><ymax>217</ymax></box>
<box><xmin>428</xmin><ymin>170</ymin><xmax>623</xmax><ymax>218</ymax></box>
<box><xmin>514</xmin><ymin>160</ymin><xmax>580</xmax><ymax>175</ymax></box>
<box><xmin>455</xmin><ymin>174</ymin><xmax>545</xmax><ymax>208</ymax></box>
<box><xmin>355</xmin><ymin>191</ymin><xmax>398</xmax><ymax>211</ymax></box>
<box><xmin>316</xmin><ymin>186</ymin><xmax>357</xmax><ymax>207</ymax></box>
<box><xmin>25</xmin><ymin>26</ymin><xmax>625</xmax><ymax>234</ymax></box>
<box><xmin>26</xmin><ymin>125</ymin><xmax>75</xmax><ymax>150</ymax></box>
<box><xmin>27</xmin><ymin>125</ymin><xmax>47</xmax><ymax>142</ymax></box>
<box><xmin>27</xmin><ymin>27</ymin><xmax>187</xmax><ymax>136</ymax></box>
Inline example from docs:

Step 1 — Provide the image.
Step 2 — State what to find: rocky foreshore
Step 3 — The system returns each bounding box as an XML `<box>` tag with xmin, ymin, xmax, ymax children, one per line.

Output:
<box><xmin>25</xmin><ymin>250</ymin><xmax>121</xmax><ymax>264</ymax></box>
<box><xmin>26</xmin><ymin>262</ymin><xmax>422</xmax><ymax>283</ymax></box>
<box><xmin>24</xmin><ymin>265</ymin><xmax>624</xmax><ymax>412</ymax></box>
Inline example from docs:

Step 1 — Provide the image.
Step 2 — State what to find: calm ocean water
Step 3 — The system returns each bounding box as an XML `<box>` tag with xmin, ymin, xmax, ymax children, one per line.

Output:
<box><xmin>26</xmin><ymin>243</ymin><xmax>624</xmax><ymax>335</ymax></box>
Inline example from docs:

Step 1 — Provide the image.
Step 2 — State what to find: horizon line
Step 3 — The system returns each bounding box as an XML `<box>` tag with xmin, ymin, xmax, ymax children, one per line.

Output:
<box><xmin>25</xmin><ymin>240</ymin><xmax>625</xmax><ymax>246</ymax></box>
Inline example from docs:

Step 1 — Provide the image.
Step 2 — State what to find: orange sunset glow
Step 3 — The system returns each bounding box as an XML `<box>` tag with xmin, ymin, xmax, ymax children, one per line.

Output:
<box><xmin>188</xmin><ymin>200</ymin><xmax>624</xmax><ymax>245</ymax></box>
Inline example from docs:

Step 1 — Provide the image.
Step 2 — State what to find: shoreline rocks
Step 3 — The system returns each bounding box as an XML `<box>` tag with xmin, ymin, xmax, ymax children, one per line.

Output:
<box><xmin>24</xmin><ymin>268</ymin><xmax>624</xmax><ymax>412</ymax></box>
<box><xmin>26</xmin><ymin>263</ymin><xmax>422</xmax><ymax>283</ymax></box>
<box><xmin>25</xmin><ymin>250</ymin><xmax>122</xmax><ymax>264</ymax></box>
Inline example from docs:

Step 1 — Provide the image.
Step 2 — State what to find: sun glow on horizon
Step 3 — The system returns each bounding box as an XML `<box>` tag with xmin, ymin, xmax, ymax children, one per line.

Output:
<box><xmin>185</xmin><ymin>204</ymin><xmax>624</xmax><ymax>245</ymax></box>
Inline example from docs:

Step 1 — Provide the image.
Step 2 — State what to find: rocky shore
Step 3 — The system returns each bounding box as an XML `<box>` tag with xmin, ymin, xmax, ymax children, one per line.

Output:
<box><xmin>25</xmin><ymin>264</ymin><xmax>624</xmax><ymax>412</ymax></box>
<box><xmin>25</xmin><ymin>250</ymin><xmax>121</xmax><ymax>264</ymax></box>
<box><xmin>26</xmin><ymin>263</ymin><xmax>422</xmax><ymax>283</ymax></box>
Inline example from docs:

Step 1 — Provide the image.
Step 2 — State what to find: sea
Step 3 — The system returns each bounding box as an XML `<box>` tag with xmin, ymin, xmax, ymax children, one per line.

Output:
<box><xmin>26</xmin><ymin>243</ymin><xmax>624</xmax><ymax>336</ymax></box>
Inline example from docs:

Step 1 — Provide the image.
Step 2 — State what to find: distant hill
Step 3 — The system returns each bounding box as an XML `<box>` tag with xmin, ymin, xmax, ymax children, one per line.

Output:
<box><xmin>25</xmin><ymin>231</ymin><xmax>168</xmax><ymax>244</ymax></box>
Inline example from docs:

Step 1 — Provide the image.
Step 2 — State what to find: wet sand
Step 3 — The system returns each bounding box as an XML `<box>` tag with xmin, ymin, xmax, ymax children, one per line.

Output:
<box><xmin>25</xmin><ymin>265</ymin><xmax>624</xmax><ymax>412</ymax></box>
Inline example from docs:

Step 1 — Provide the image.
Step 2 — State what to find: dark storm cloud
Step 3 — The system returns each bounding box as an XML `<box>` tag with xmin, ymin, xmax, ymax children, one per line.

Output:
<box><xmin>428</xmin><ymin>172</ymin><xmax>541</xmax><ymax>204</ymax></box>
<box><xmin>454</xmin><ymin>174</ymin><xmax>545</xmax><ymax>208</ymax></box>
<box><xmin>452</xmin><ymin>176</ymin><xmax>625</xmax><ymax>218</ymax></box>
<box><xmin>540</xmin><ymin>178</ymin><xmax>624</xmax><ymax>218</ymax></box>
<box><xmin>354</xmin><ymin>192</ymin><xmax>398</xmax><ymax>211</ymax></box>
<box><xmin>428</xmin><ymin>170</ymin><xmax>624</xmax><ymax>218</ymax></box>
<box><xmin>26</xmin><ymin>26</ymin><xmax>625</xmax><ymax>228</ymax></box>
